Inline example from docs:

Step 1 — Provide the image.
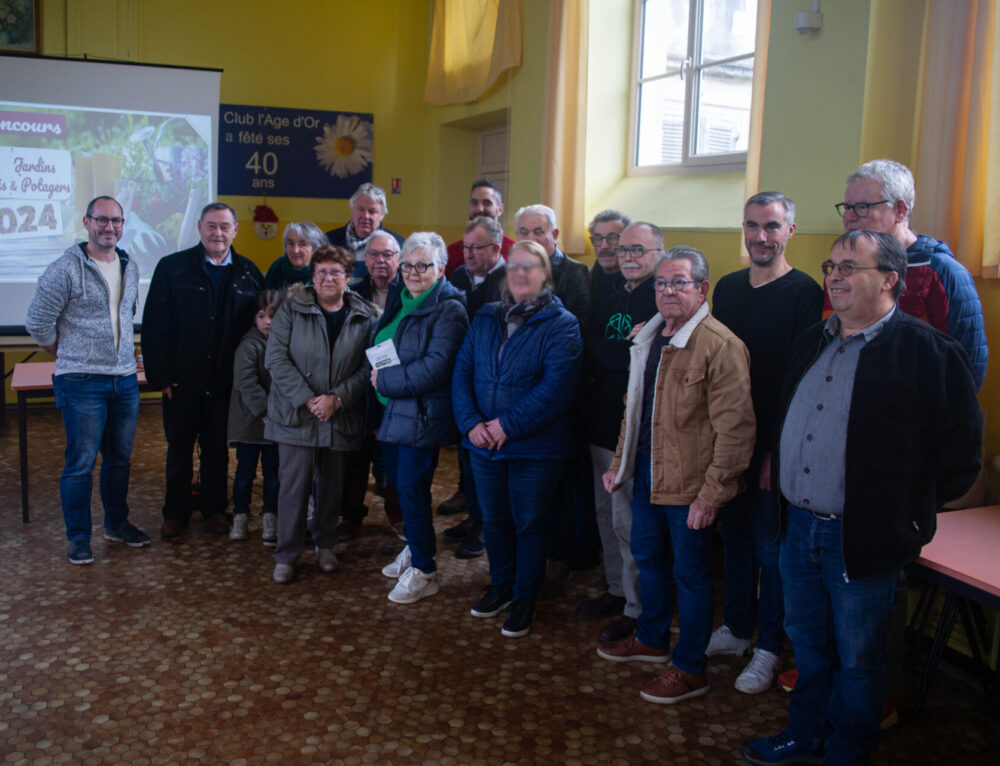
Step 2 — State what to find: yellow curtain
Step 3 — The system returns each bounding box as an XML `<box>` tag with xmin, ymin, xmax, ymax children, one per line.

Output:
<box><xmin>424</xmin><ymin>0</ymin><xmax>522</xmax><ymax>106</ymax></box>
<box><xmin>541</xmin><ymin>0</ymin><xmax>588</xmax><ymax>255</ymax></box>
<box><xmin>913</xmin><ymin>0</ymin><xmax>998</xmax><ymax>276</ymax></box>
<box><xmin>740</xmin><ymin>0</ymin><xmax>772</xmax><ymax>265</ymax></box>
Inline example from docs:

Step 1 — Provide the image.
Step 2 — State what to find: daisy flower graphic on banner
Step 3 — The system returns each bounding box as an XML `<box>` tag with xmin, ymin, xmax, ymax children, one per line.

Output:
<box><xmin>314</xmin><ymin>115</ymin><xmax>373</xmax><ymax>179</ymax></box>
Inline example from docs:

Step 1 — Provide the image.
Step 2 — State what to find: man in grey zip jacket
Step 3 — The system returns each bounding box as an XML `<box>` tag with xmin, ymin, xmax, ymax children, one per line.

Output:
<box><xmin>25</xmin><ymin>196</ymin><xmax>150</xmax><ymax>565</ymax></box>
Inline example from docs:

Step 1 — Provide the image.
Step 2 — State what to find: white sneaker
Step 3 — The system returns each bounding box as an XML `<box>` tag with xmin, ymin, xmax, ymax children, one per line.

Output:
<box><xmin>735</xmin><ymin>648</ymin><xmax>780</xmax><ymax>694</ymax></box>
<box><xmin>387</xmin><ymin>566</ymin><xmax>440</xmax><ymax>604</ymax></box>
<box><xmin>381</xmin><ymin>545</ymin><xmax>411</xmax><ymax>579</ymax></box>
<box><xmin>261</xmin><ymin>513</ymin><xmax>277</xmax><ymax>548</ymax></box>
<box><xmin>273</xmin><ymin>563</ymin><xmax>294</xmax><ymax>584</ymax></box>
<box><xmin>705</xmin><ymin>624</ymin><xmax>752</xmax><ymax>657</ymax></box>
<box><xmin>230</xmin><ymin>514</ymin><xmax>249</xmax><ymax>541</ymax></box>
<box><xmin>315</xmin><ymin>547</ymin><xmax>338</xmax><ymax>572</ymax></box>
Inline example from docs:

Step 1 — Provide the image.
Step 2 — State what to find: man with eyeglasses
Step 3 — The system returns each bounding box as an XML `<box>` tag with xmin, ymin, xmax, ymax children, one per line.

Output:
<box><xmin>444</xmin><ymin>178</ymin><xmax>515</xmax><ymax>279</ymax></box>
<box><xmin>143</xmin><ymin>202</ymin><xmax>264</xmax><ymax>540</ymax></box>
<box><xmin>27</xmin><ymin>196</ymin><xmax>151</xmax><ymax>564</ymax></box>
<box><xmin>587</xmin><ymin>209</ymin><xmax>631</xmax><ymax>316</ymax></box>
<box><xmin>598</xmin><ymin>245</ymin><xmax>755</xmax><ymax>706</ymax></box>
<box><xmin>438</xmin><ymin>216</ymin><xmax>510</xmax><ymax>558</ymax></box>
<box><xmin>579</xmin><ymin>221</ymin><xmax>658</xmax><ymax>642</ymax></box>
<box><xmin>707</xmin><ymin>192</ymin><xmax>824</xmax><ymax>695</ymax></box>
<box><xmin>836</xmin><ymin>158</ymin><xmax>986</xmax><ymax>389</ymax></box>
<box><xmin>741</xmin><ymin>230</ymin><xmax>980</xmax><ymax>766</ymax></box>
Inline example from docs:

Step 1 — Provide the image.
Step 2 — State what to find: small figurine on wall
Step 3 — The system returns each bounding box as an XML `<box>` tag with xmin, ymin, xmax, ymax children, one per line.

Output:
<box><xmin>253</xmin><ymin>204</ymin><xmax>278</xmax><ymax>240</ymax></box>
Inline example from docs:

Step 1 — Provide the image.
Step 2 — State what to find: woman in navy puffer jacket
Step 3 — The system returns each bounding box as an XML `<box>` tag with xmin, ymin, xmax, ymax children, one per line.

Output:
<box><xmin>452</xmin><ymin>240</ymin><xmax>583</xmax><ymax>638</ymax></box>
<box><xmin>370</xmin><ymin>232</ymin><xmax>469</xmax><ymax>605</ymax></box>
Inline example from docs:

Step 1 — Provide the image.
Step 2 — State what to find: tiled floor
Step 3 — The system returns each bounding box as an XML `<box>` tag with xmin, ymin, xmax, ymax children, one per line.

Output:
<box><xmin>1</xmin><ymin>405</ymin><xmax>998</xmax><ymax>764</ymax></box>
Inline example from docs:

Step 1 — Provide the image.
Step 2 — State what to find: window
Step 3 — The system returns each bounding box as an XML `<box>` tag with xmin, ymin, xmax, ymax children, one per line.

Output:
<box><xmin>629</xmin><ymin>0</ymin><xmax>758</xmax><ymax>173</ymax></box>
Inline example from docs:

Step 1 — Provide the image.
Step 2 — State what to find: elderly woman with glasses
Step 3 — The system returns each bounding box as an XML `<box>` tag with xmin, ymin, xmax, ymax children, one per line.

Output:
<box><xmin>264</xmin><ymin>245</ymin><xmax>379</xmax><ymax>584</ymax></box>
<box><xmin>452</xmin><ymin>240</ymin><xmax>583</xmax><ymax>638</ymax></box>
<box><xmin>370</xmin><ymin>232</ymin><xmax>469</xmax><ymax>604</ymax></box>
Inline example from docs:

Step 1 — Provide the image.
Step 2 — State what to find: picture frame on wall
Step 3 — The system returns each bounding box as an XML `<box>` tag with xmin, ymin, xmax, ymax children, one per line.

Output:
<box><xmin>0</xmin><ymin>0</ymin><xmax>41</xmax><ymax>55</ymax></box>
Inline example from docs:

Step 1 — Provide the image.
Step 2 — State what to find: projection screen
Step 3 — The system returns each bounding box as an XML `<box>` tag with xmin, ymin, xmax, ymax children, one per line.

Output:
<box><xmin>0</xmin><ymin>55</ymin><xmax>221</xmax><ymax>333</ymax></box>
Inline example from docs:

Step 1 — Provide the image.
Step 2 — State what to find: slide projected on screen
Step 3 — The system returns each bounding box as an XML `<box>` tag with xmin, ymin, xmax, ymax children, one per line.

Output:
<box><xmin>0</xmin><ymin>55</ymin><xmax>221</xmax><ymax>334</ymax></box>
<box><xmin>0</xmin><ymin>103</ymin><xmax>211</xmax><ymax>280</ymax></box>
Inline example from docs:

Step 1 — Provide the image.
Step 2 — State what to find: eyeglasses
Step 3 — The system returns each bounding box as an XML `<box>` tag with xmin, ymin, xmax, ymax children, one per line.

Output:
<box><xmin>615</xmin><ymin>245</ymin><xmax>661</xmax><ymax>260</ymax></box>
<box><xmin>654</xmin><ymin>278</ymin><xmax>700</xmax><ymax>293</ymax></box>
<box><xmin>462</xmin><ymin>243</ymin><xmax>496</xmax><ymax>254</ymax></box>
<box><xmin>313</xmin><ymin>269</ymin><xmax>346</xmax><ymax>281</ymax></box>
<box><xmin>366</xmin><ymin>249</ymin><xmax>398</xmax><ymax>260</ymax></box>
<box><xmin>834</xmin><ymin>200</ymin><xmax>891</xmax><ymax>218</ymax></box>
<box><xmin>87</xmin><ymin>216</ymin><xmax>124</xmax><ymax>227</ymax></box>
<box><xmin>820</xmin><ymin>259</ymin><xmax>887</xmax><ymax>277</ymax></box>
<box><xmin>507</xmin><ymin>262</ymin><xmax>541</xmax><ymax>273</ymax></box>
<box><xmin>399</xmin><ymin>262</ymin><xmax>435</xmax><ymax>274</ymax></box>
<box><xmin>590</xmin><ymin>233</ymin><xmax>621</xmax><ymax>247</ymax></box>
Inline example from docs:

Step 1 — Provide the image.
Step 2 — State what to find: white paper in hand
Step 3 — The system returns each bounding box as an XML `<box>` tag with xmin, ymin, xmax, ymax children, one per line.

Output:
<box><xmin>366</xmin><ymin>338</ymin><xmax>401</xmax><ymax>369</ymax></box>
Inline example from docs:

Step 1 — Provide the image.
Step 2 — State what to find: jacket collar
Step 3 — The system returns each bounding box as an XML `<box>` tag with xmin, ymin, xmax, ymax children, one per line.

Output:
<box><xmin>633</xmin><ymin>300</ymin><xmax>709</xmax><ymax>350</ymax></box>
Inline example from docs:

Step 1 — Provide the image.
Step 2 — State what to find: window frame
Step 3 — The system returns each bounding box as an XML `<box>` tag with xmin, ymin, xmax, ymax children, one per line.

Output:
<box><xmin>627</xmin><ymin>0</ymin><xmax>755</xmax><ymax>176</ymax></box>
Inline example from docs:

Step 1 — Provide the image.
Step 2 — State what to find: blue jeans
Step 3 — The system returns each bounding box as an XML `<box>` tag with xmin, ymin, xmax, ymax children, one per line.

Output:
<box><xmin>457</xmin><ymin>446</ymin><xmax>482</xmax><ymax>531</ymax></box>
<box><xmin>721</xmin><ymin>480</ymin><xmax>784</xmax><ymax>654</ymax></box>
<box><xmin>53</xmin><ymin>373</ymin><xmax>139</xmax><ymax>541</ymax></box>
<box><xmin>380</xmin><ymin>441</ymin><xmax>439</xmax><ymax>573</ymax></box>
<box><xmin>630</xmin><ymin>451</ymin><xmax>714</xmax><ymax>676</ymax></box>
<box><xmin>471</xmin><ymin>454</ymin><xmax>563</xmax><ymax>602</ymax></box>
<box><xmin>233</xmin><ymin>442</ymin><xmax>279</xmax><ymax>515</ymax></box>
<box><xmin>781</xmin><ymin>505</ymin><xmax>897</xmax><ymax>766</ymax></box>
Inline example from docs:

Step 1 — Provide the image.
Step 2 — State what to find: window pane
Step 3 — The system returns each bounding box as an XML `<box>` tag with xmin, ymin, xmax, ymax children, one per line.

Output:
<box><xmin>636</xmin><ymin>76</ymin><xmax>686</xmax><ymax>166</ymax></box>
<box><xmin>691</xmin><ymin>59</ymin><xmax>753</xmax><ymax>156</ymax></box>
<box><xmin>640</xmin><ymin>0</ymin><xmax>689</xmax><ymax>79</ymax></box>
<box><xmin>699</xmin><ymin>0</ymin><xmax>757</xmax><ymax>66</ymax></box>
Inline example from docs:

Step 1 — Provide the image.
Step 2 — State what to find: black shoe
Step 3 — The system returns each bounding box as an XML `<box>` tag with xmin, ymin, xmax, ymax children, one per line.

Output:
<box><xmin>599</xmin><ymin>615</ymin><xmax>637</xmax><ymax>644</ymax></box>
<box><xmin>443</xmin><ymin>517</ymin><xmax>473</xmax><ymax>542</ymax></box>
<box><xmin>502</xmin><ymin>600</ymin><xmax>536</xmax><ymax>638</ymax></box>
<box><xmin>741</xmin><ymin>731</ymin><xmax>824</xmax><ymax>765</ymax></box>
<box><xmin>471</xmin><ymin>585</ymin><xmax>514</xmax><ymax>617</ymax></box>
<box><xmin>576</xmin><ymin>592</ymin><xmax>626</xmax><ymax>618</ymax></box>
<box><xmin>437</xmin><ymin>490</ymin><xmax>466</xmax><ymax>516</ymax></box>
<box><xmin>373</xmin><ymin>474</ymin><xmax>387</xmax><ymax>498</ymax></box>
<box><xmin>543</xmin><ymin>558</ymin><xmax>572</xmax><ymax>596</ymax></box>
<box><xmin>456</xmin><ymin>532</ymin><xmax>485</xmax><ymax>559</ymax></box>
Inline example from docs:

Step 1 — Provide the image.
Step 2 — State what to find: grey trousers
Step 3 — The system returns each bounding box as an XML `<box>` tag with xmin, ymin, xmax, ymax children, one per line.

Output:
<box><xmin>590</xmin><ymin>444</ymin><xmax>641</xmax><ymax>619</ymax></box>
<box><xmin>275</xmin><ymin>443</ymin><xmax>347</xmax><ymax>565</ymax></box>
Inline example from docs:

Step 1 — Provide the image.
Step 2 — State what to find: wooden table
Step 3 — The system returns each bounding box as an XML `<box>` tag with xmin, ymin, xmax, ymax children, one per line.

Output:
<box><xmin>10</xmin><ymin>362</ymin><xmax>150</xmax><ymax>523</ymax></box>
<box><xmin>908</xmin><ymin>506</ymin><xmax>1000</xmax><ymax>712</ymax></box>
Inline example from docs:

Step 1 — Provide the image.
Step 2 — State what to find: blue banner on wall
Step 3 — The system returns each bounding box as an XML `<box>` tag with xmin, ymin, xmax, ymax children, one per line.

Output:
<box><xmin>218</xmin><ymin>104</ymin><xmax>374</xmax><ymax>198</ymax></box>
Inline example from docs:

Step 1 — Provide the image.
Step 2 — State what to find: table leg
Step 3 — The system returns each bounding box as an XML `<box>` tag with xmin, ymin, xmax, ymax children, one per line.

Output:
<box><xmin>1</xmin><ymin>351</ymin><xmax>6</xmax><ymax>428</ymax></box>
<box><xmin>915</xmin><ymin>592</ymin><xmax>959</xmax><ymax>714</ymax></box>
<box><xmin>18</xmin><ymin>390</ymin><xmax>28</xmax><ymax>523</ymax></box>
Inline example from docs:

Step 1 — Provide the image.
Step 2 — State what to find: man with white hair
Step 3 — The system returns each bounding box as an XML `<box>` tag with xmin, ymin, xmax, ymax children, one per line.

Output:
<box><xmin>835</xmin><ymin>158</ymin><xmax>986</xmax><ymax>388</ymax></box>
<box><xmin>326</xmin><ymin>182</ymin><xmax>405</xmax><ymax>281</ymax></box>
<box><xmin>515</xmin><ymin>204</ymin><xmax>590</xmax><ymax>324</ymax></box>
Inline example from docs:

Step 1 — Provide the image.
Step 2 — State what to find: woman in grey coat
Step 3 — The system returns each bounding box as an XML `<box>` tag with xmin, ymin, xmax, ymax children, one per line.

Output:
<box><xmin>370</xmin><ymin>232</ymin><xmax>469</xmax><ymax>604</ymax></box>
<box><xmin>264</xmin><ymin>245</ymin><xmax>378</xmax><ymax>584</ymax></box>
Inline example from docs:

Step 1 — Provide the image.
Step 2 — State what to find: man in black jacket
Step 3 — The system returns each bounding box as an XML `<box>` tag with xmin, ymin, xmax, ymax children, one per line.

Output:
<box><xmin>742</xmin><ymin>230</ymin><xmax>980</xmax><ymax>766</ymax></box>
<box><xmin>326</xmin><ymin>183</ymin><xmax>404</xmax><ymax>282</ymax></box>
<box><xmin>142</xmin><ymin>203</ymin><xmax>265</xmax><ymax>539</ymax></box>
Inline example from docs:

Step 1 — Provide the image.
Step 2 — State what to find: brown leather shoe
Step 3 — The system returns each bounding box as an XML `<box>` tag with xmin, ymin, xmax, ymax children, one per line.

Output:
<box><xmin>640</xmin><ymin>664</ymin><xmax>709</xmax><ymax>704</ymax></box>
<box><xmin>596</xmin><ymin>631</ymin><xmax>669</xmax><ymax>663</ymax></box>
<box><xmin>205</xmin><ymin>514</ymin><xmax>229</xmax><ymax>535</ymax></box>
<box><xmin>598</xmin><ymin>615</ymin><xmax>638</xmax><ymax>644</ymax></box>
<box><xmin>160</xmin><ymin>519</ymin><xmax>186</xmax><ymax>539</ymax></box>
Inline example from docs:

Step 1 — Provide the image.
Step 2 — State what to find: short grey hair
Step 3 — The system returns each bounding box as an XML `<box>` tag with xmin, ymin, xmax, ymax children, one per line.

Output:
<box><xmin>282</xmin><ymin>221</ymin><xmax>328</xmax><ymax>250</ymax></box>
<box><xmin>366</xmin><ymin>230</ymin><xmax>400</xmax><ymax>253</ymax></box>
<box><xmin>200</xmin><ymin>202</ymin><xmax>237</xmax><ymax>225</ymax></box>
<box><xmin>587</xmin><ymin>209</ymin><xmax>632</xmax><ymax>235</ymax></box>
<box><xmin>831</xmin><ymin>229</ymin><xmax>907</xmax><ymax>299</ymax></box>
<box><xmin>624</xmin><ymin>221</ymin><xmax>664</xmax><ymax>249</ymax></box>
<box><xmin>514</xmin><ymin>203</ymin><xmax>558</xmax><ymax>232</ymax></box>
<box><xmin>656</xmin><ymin>245</ymin><xmax>709</xmax><ymax>283</ymax></box>
<box><xmin>401</xmin><ymin>231</ymin><xmax>448</xmax><ymax>271</ymax></box>
<box><xmin>847</xmin><ymin>159</ymin><xmax>914</xmax><ymax>223</ymax></box>
<box><xmin>745</xmin><ymin>192</ymin><xmax>796</xmax><ymax>225</ymax></box>
<box><xmin>350</xmin><ymin>182</ymin><xmax>388</xmax><ymax>215</ymax></box>
<box><xmin>466</xmin><ymin>216</ymin><xmax>503</xmax><ymax>245</ymax></box>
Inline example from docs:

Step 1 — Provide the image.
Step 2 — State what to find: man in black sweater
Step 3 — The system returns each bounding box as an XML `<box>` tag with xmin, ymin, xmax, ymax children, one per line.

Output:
<box><xmin>709</xmin><ymin>192</ymin><xmax>823</xmax><ymax>693</ymax></box>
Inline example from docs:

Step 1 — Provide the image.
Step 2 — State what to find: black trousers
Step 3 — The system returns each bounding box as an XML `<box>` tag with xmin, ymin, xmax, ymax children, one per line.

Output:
<box><xmin>161</xmin><ymin>389</ymin><xmax>230</xmax><ymax>522</ymax></box>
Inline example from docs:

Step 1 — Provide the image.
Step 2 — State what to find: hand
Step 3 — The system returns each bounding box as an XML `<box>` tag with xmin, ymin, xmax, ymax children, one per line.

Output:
<box><xmin>468</xmin><ymin>422</ymin><xmax>495</xmax><ymax>449</ymax></box>
<box><xmin>602</xmin><ymin>468</ymin><xmax>620</xmax><ymax>495</ymax></box>
<box><xmin>687</xmin><ymin>497</ymin><xmax>718</xmax><ymax>530</ymax></box>
<box><xmin>308</xmin><ymin>395</ymin><xmax>335</xmax><ymax>422</ymax></box>
<box><xmin>484</xmin><ymin>418</ymin><xmax>508</xmax><ymax>450</ymax></box>
<box><xmin>162</xmin><ymin>383</ymin><xmax>178</xmax><ymax>400</ymax></box>
<box><xmin>626</xmin><ymin>321</ymin><xmax>646</xmax><ymax>341</ymax></box>
<box><xmin>370</xmin><ymin>368</ymin><xmax>378</xmax><ymax>389</ymax></box>
<box><xmin>758</xmin><ymin>451</ymin><xmax>772</xmax><ymax>492</ymax></box>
